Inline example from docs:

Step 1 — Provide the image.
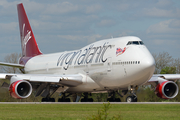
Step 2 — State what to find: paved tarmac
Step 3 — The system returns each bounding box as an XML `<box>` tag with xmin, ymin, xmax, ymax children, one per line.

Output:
<box><xmin>0</xmin><ymin>102</ymin><xmax>180</xmax><ymax>104</ymax></box>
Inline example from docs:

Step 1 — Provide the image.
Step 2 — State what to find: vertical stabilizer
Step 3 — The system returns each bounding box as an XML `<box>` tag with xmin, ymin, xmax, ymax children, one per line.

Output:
<box><xmin>17</xmin><ymin>3</ymin><xmax>42</xmax><ymax>57</ymax></box>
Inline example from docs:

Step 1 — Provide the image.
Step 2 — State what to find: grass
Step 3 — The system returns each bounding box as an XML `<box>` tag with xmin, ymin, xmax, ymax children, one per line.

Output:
<box><xmin>0</xmin><ymin>103</ymin><xmax>179</xmax><ymax>120</ymax></box>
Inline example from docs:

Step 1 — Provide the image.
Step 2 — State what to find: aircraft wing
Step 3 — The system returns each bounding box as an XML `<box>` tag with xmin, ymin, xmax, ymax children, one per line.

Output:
<box><xmin>148</xmin><ymin>74</ymin><xmax>180</xmax><ymax>82</ymax></box>
<box><xmin>0</xmin><ymin>73</ymin><xmax>83</xmax><ymax>87</ymax></box>
<box><xmin>143</xmin><ymin>74</ymin><xmax>180</xmax><ymax>99</ymax></box>
<box><xmin>0</xmin><ymin>62</ymin><xmax>24</xmax><ymax>68</ymax></box>
<box><xmin>145</xmin><ymin>74</ymin><xmax>180</xmax><ymax>86</ymax></box>
<box><xmin>151</xmin><ymin>74</ymin><xmax>180</xmax><ymax>81</ymax></box>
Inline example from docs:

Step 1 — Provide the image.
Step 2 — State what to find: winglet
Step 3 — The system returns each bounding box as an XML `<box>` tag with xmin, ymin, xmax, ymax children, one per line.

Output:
<box><xmin>17</xmin><ymin>3</ymin><xmax>42</xmax><ymax>57</ymax></box>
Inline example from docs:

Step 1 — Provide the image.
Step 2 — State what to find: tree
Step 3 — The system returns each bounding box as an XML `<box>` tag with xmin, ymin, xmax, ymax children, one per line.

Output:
<box><xmin>160</xmin><ymin>66</ymin><xmax>176</xmax><ymax>74</ymax></box>
<box><xmin>152</xmin><ymin>52</ymin><xmax>173</xmax><ymax>74</ymax></box>
<box><xmin>0</xmin><ymin>53</ymin><xmax>24</xmax><ymax>102</ymax></box>
<box><xmin>173</xmin><ymin>58</ymin><xmax>180</xmax><ymax>74</ymax></box>
<box><xmin>0</xmin><ymin>53</ymin><xmax>22</xmax><ymax>73</ymax></box>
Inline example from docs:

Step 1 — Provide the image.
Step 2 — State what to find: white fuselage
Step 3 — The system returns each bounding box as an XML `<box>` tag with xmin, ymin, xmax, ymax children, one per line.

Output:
<box><xmin>24</xmin><ymin>36</ymin><xmax>155</xmax><ymax>93</ymax></box>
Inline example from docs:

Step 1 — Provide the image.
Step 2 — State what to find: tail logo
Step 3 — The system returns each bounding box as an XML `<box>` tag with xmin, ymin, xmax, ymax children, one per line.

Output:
<box><xmin>22</xmin><ymin>23</ymin><xmax>32</xmax><ymax>55</ymax></box>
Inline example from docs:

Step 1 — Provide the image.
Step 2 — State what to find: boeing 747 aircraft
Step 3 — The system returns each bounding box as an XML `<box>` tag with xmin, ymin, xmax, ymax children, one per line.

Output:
<box><xmin>0</xmin><ymin>3</ymin><xmax>179</xmax><ymax>102</ymax></box>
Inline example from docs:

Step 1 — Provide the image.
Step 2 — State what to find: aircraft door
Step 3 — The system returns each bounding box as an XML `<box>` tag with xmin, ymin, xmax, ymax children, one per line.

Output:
<box><xmin>123</xmin><ymin>62</ymin><xmax>127</xmax><ymax>77</ymax></box>
<box><xmin>107</xmin><ymin>57</ymin><xmax>112</xmax><ymax>72</ymax></box>
<box><xmin>46</xmin><ymin>63</ymin><xmax>49</xmax><ymax>72</ymax></box>
<box><xmin>86</xmin><ymin>63</ymin><xmax>89</xmax><ymax>74</ymax></box>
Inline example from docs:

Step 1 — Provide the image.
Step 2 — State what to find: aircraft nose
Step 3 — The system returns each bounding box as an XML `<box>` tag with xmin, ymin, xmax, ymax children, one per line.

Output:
<box><xmin>141</xmin><ymin>55</ymin><xmax>155</xmax><ymax>75</ymax></box>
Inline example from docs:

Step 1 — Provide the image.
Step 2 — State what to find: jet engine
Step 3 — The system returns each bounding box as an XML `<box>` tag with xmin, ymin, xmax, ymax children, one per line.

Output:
<box><xmin>9</xmin><ymin>80</ymin><xmax>32</xmax><ymax>99</ymax></box>
<box><xmin>155</xmin><ymin>81</ymin><xmax>178</xmax><ymax>99</ymax></box>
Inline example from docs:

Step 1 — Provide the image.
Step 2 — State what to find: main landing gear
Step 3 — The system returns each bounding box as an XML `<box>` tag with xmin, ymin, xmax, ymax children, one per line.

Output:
<box><xmin>40</xmin><ymin>85</ymin><xmax>138</xmax><ymax>102</ymax></box>
<box><xmin>40</xmin><ymin>84</ymin><xmax>59</xmax><ymax>102</ymax></box>
<box><xmin>107</xmin><ymin>91</ymin><xmax>121</xmax><ymax>102</ymax></box>
<box><xmin>81</xmin><ymin>93</ymin><xmax>93</xmax><ymax>102</ymax></box>
<box><xmin>42</xmin><ymin>98</ymin><xmax>55</xmax><ymax>102</ymax></box>
<box><xmin>58</xmin><ymin>93</ymin><xmax>71</xmax><ymax>102</ymax></box>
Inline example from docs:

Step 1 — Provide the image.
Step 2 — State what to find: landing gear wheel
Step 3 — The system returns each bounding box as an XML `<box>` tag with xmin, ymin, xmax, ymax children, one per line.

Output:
<box><xmin>49</xmin><ymin>98</ymin><xmax>55</xmax><ymax>102</ymax></box>
<box><xmin>41</xmin><ymin>98</ymin><xmax>55</xmax><ymax>102</ymax></box>
<box><xmin>133</xmin><ymin>96</ymin><xmax>137</xmax><ymax>102</ymax></box>
<box><xmin>126</xmin><ymin>96</ymin><xmax>137</xmax><ymax>102</ymax></box>
<box><xmin>107</xmin><ymin>98</ymin><xmax>121</xmax><ymax>102</ymax></box>
<box><xmin>42</xmin><ymin>98</ymin><xmax>47</xmax><ymax>102</ymax></box>
<box><xmin>58</xmin><ymin>98</ymin><xmax>62</xmax><ymax>102</ymax></box>
<box><xmin>115</xmin><ymin>98</ymin><xmax>121</xmax><ymax>102</ymax></box>
<box><xmin>107</xmin><ymin>98</ymin><xmax>113</xmax><ymax>102</ymax></box>
<box><xmin>80</xmin><ymin>98</ymin><xmax>93</xmax><ymax>102</ymax></box>
<box><xmin>58</xmin><ymin>98</ymin><xmax>71</xmax><ymax>102</ymax></box>
<box><xmin>80</xmin><ymin>93</ymin><xmax>94</xmax><ymax>102</ymax></box>
<box><xmin>81</xmin><ymin>98</ymin><xmax>85</xmax><ymax>102</ymax></box>
<box><xmin>65</xmin><ymin>98</ymin><xmax>71</xmax><ymax>102</ymax></box>
<box><xmin>88</xmin><ymin>98</ymin><xmax>93</xmax><ymax>102</ymax></box>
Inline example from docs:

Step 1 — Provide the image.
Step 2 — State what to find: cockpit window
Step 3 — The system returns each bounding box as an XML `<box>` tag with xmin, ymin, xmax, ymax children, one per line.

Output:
<box><xmin>139</xmin><ymin>41</ymin><xmax>144</xmax><ymax>45</ymax></box>
<box><xmin>127</xmin><ymin>41</ymin><xmax>144</xmax><ymax>45</ymax></box>
<box><xmin>132</xmin><ymin>41</ymin><xmax>139</xmax><ymax>45</ymax></box>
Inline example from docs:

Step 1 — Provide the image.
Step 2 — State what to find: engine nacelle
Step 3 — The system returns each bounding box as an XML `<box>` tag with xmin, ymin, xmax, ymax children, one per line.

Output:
<box><xmin>155</xmin><ymin>81</ymin><xmax>179</xmax><ymax>99</ymax></box>
<box><xmin>9</xmin><ymin>80</ymin><xmax>32</xmax><ymax>99</ymax></box>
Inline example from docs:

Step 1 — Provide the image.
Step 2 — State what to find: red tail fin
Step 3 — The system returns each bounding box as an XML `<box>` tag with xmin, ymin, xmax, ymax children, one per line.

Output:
<box><xmin>17</xmin><ymin>3</ymin><xmax>42</xmax><ymax>57</ymax></box>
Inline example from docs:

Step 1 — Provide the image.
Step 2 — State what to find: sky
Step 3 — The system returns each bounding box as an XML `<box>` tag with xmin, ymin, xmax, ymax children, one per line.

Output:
<box><xmin>0</xmin><ymin>0</ymin><xmax>180</xmax><ymax>61</ymax></box>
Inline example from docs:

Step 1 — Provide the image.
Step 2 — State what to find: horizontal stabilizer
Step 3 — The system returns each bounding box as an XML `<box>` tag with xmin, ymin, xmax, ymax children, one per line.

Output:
<box><xmin>0</xmin><ymin>62</ymin><xmax>24</xmax><ymax>68</ymax></box>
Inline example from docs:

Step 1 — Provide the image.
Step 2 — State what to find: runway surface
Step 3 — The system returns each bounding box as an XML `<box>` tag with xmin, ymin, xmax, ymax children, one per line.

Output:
<box><xmin>0</xmin><ymin>102</ymin><xmax>180</xmax><ymax>104</ymax></box>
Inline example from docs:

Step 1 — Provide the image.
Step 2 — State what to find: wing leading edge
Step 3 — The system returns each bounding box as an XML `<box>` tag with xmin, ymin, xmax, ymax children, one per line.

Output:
<box><xmin>0</xmin><ymin>73</ymin><xmax>83</xmax><ymax>87</ymax></box>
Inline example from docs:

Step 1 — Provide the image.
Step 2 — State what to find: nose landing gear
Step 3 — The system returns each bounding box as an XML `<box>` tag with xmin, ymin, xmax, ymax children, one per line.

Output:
<box><xmin>126</xmin><ymin>94</ymin><xmax>137</xmax><ymax>102</ymax></box>
<box><xmin>126</xmin><ymin>85</ymin><xmax>138</xmax><ymax>102</ymax></box>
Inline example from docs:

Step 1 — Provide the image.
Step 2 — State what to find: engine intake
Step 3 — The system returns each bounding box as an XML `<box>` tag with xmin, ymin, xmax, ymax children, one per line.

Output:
<box><xmin>155</xmin><ymin>81</ymin><xmax>178</xmax><ymax>99</ymax></box>
<box><xmin>9</xmin><ymin>80</ymin><xmax>32</xmax><ymax>99</ymax></box>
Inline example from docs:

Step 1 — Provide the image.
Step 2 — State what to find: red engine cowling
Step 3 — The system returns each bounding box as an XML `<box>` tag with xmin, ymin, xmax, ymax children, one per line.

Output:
<box><xmin>155</xmin><ymin>81</ymin><xmax>179</xmax><ymax>99</ymax></box>
<box><xmin>9</xmin><ymin>80</ymin><xmax>32</xmax><ymax>99</ymax></box>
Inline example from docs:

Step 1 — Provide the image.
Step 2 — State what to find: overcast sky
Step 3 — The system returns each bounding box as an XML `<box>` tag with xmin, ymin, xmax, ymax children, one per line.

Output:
<box><xmin>0</xmin><ymin>0</ymin><xmax>180</xmax><ymax>61</ymax></box>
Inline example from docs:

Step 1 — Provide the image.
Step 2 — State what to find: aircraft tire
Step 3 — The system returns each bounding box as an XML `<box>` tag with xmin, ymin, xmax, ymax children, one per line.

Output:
<box><xmin>58</xmin><ymin>98</ymin><xmax>63</xmax><ymax>102</ymax></box>
<box><xmin>41</xmin><ymin>98</ymin><xmax>47</xmax><ymax>102</ymax></box>
<box><xmin>81</xmin><ymin>98</ymin><xmax>85</xmax><ymax>102</ymax></box>
<box><xmin>115</xmin><ymin>98</ymin><xmax>121</xmax><ymax>102</ymax></box>
<box><xmin>107</xmin><ymin>98</ymin><xmax>114</xmax><ymax>102</ymax></box>
<box><xmin>88</xmin><ymin>98</ymin><xmax>93</xmax><ymax>102</ymax></box>
<box><xmin>42</xmin><ymin>98</ymin><xmax>55</xmax><ymax>102</ymax></box>
<box><xmin>133</xmin><ymin>96</ymin><xmax>137</xmax><ymax>102</ymax></box>
<box><xmin>126</xmin><ymin>96</ymin><xmax>137</xmax><ymax>102</ymax></box>
<box><xmin>50</xmin><ymin>98</ymin><xmax>55</xmax><ymax>102</ymax></box>
<box><xmin>65</xmin><ymin>98</ymin><xmax>71</xmax><ymax>102</ymax></box>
